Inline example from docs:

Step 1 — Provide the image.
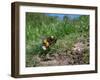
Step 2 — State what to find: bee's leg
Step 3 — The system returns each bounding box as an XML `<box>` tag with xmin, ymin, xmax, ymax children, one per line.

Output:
<box><xmin>40</xmin><ymin>48</ymin><xmax>51</xmax><ymax>61</ymax></box>
<box><xmin>39</xmin><ymin>50</ymin><xmax>46</xmax><ymax>60</ymax></box>
<box><xmin>39</xmin><ymin>51</ymin><xmax>45</xmax><ymax>58</ymax></box>
<box><xmin>44</xmin><ymin>48</ymin><xmax>51</xmax><ymax>59</ymax></box>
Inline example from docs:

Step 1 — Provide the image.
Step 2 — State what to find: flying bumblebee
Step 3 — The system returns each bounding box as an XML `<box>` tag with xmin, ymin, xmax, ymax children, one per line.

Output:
<box><xmin>42</xmin><ymin>36</ymin><xmax>57</xmax><ymax>50</ymax></box>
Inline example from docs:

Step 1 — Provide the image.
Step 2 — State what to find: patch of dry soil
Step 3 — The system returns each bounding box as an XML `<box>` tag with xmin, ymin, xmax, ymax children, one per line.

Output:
<box><xmin>32</xmin><ymin>42</ymin><xmax>89</xmax><ymax>66</ymax></box>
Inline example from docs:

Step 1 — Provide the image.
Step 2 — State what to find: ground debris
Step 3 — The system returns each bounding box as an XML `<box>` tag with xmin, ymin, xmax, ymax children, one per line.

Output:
<box><xmin>32</xmin><ymin>41</ymin><xmax>89</xmax><ymax>66</ymax></box>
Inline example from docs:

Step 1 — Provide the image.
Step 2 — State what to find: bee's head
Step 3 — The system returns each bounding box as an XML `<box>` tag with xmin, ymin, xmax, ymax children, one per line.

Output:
<box><xmin>50</xmin><ymin>36</ymin><xmax>57</xmax><ymax>43</ymax></box>
<box><xmin>51</xmin><ymin>36</ymin><xmax>54</xmax><ymax>39</ymax></box>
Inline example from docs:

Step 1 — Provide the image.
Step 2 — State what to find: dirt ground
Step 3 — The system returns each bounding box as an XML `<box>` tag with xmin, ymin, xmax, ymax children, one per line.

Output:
<box><xmin>31</xmin><ymin>41</ymin><xmax>89</xmax><ymax>67</ymax></box>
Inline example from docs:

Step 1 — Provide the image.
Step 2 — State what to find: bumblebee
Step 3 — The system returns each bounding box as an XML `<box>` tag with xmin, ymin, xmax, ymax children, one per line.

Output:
<box><xmin>42</xmin><ymin>36</ymin><xmax>57</xmax><ymax>50</ymax></box>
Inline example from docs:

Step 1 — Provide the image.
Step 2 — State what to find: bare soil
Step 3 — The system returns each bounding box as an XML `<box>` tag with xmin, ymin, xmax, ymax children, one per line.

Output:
<box><xmin>32</xmin><ymin>41</ymin><xmax>89</xmax><ymax>67</ymax></box>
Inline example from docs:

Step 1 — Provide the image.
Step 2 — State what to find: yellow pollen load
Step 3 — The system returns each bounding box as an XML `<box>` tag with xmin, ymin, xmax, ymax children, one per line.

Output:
<box><xmin>44</xmin><ymin>39</ymin><xmax>49</xmax><ymax>47</ymax></box>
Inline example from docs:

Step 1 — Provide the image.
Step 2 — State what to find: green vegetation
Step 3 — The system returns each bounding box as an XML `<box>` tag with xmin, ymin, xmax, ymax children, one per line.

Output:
<box><xmin>26</xmin><ymin>13</ymin><xmax>89</xmax><ymax>67</ymax></box>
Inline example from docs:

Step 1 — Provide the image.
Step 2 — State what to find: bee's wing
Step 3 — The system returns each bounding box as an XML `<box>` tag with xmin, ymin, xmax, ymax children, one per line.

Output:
<box><xmin>41</xmin><ymin>36</ymin><xmax>46</xmax><ymax>40</ymax></box>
